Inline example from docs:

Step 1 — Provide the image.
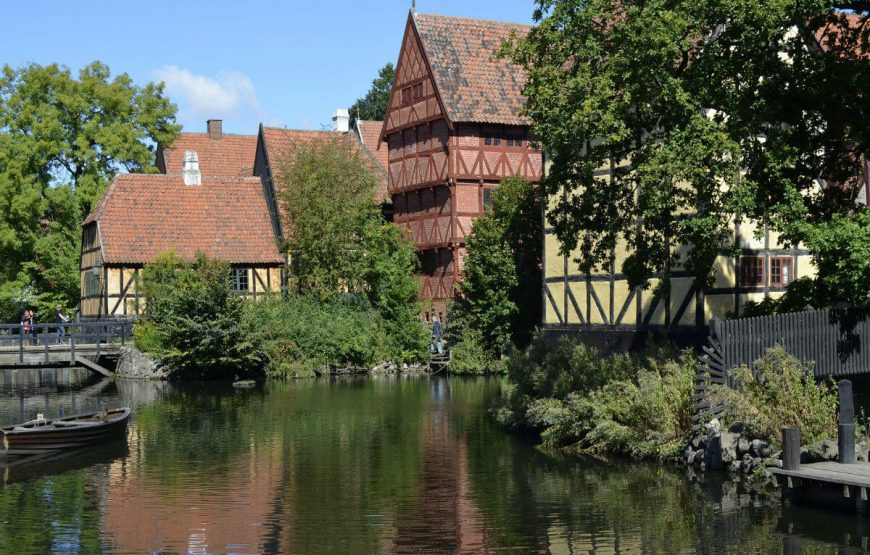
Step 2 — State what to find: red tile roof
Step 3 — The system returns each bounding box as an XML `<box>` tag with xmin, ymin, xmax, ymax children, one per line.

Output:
<box><xmin>413</xmin><ymin>13</ymin><xmax>531</xmax><ymax>125</ymax></box>
<box><xmin>84</xmin><ymin>174</ymin><xmax>282</xmax><ymax>265</ymax></box>
<box><xmin>158</xmin><ymin>132</ymin><xmax>258</xmax><ymax>177</ymax></box>
<box><xmin>355</xmin><ymin>120</ymin><xmax>390</xmax><ymax>200</ymax></box>
<box><xmin>261</xmin><ymin>126</ymin><xmax>390</xmax><ymax>203</ymax></box>
<box><xmin>812</xmin><ymin>13</ymin><xmax>869</xmax><ymax>60</ymax></box>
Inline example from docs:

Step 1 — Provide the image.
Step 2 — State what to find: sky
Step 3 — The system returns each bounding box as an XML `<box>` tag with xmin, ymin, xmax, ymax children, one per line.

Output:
<box><xmin>1</xmin><ymin>1</ymin><xmax>536</xmax><ymax>136</ymax></box>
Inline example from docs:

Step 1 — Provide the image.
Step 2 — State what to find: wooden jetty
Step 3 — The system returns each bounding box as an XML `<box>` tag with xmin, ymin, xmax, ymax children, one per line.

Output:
<box><xmin>0</xmin><ymin>320</ymin><xmax>133</xmax><ymax>376</ymax></box>
<box><xmin>769</xmin><ymin>380</ymin><xmax>870</xmax><ymax>513</ymax></box>
<box><xmin>427</xmin><ymin>351</ymin><xmax>451</xmax><ymax>375</ymax></box>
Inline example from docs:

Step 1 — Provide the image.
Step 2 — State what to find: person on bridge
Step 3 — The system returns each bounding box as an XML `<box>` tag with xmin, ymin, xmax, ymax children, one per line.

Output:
<box><xmin>430</xmin><ymin>315</ymin><xmax>443</xmax><ymax>356</ymax></box>
<box><xmin>55</xmin><ymin>305</ymin><xmax>69</xmax><ymax>344</ymax></box>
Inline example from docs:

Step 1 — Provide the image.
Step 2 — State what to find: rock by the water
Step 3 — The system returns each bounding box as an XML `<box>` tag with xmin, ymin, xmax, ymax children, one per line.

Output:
<box><xmin>115</xmin><ymin>346</ymin><xmax>169</xmax><ymax>380</ymax></box>
<box><xmin>801</xmin><ymin>440</ymin><xmax>839</xmax><ymax>464</ymax></box>
<box><xmin>719</xmin><ymin>431</ymin><xmax>739</xmax><ymax>464</ymax></box>
<box><xmin>737</xmin><ymin>437</ymin><xmax>751</xmax><ymax>455</ymax></box>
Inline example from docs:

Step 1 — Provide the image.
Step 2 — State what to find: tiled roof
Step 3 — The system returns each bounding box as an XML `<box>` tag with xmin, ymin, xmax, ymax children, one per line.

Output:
<box><xmin>355</xmin><ymin>120</ymin><xmax>390</xmax><ymax>200</ymax></box>
<box><xmin>159</xmin><ymin>133</ymin><xmax>258</xmax><ymax>177</ymax></box>
<box><xmin>812</xmin><ymin>14</ymin><xmax>869</xmax><ymax>60</ymax></box>
<box><xmin>413</xmin><ymin>13</ymin><xmax>531</xmax><ymax>125</ymax></box>
<box><xmin>262</xmin><ymin>126</ymin><xmax>390</xmax><ymax>203</ymax></box>
<box><xmin>84</xmin><ymin>174</ymin><xmax>282</xmax><ymax>265</ymax></box>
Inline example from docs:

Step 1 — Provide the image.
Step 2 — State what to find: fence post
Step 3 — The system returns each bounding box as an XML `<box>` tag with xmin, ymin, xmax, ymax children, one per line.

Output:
<box><xmin>783</xmin><ymin>428</ymin><xmax>801</xmax><ymax>471</ymax></box>
<box><xmin>95</xmin><ymin>322</ymin><xmax>101</xmax><ymax>361</ymax></box>
<box><xmin>70</xmin><ymin>328</ymin><xmax>76</xmax><ymax>363</ymax></box>
<box><xmin>18</xmin><ymin>324</ymin><xmax>23</xmax><ymax>363</ymax></box>
<box><xmin>839</xmin><ymin>380</ymin><xmax>856</xmax><ymax>464</ymax></box>
<box><xmin>44</xmin><ymin>325</ymin><xmax>49</xmax><ymax>364</ymax></box>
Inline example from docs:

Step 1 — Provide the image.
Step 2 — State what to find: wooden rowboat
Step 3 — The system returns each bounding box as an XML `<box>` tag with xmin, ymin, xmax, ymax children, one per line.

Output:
<box><xmin>1</xmin><ymin>408</ymin><xmax>131</xmax><ymax>455</ymax></box>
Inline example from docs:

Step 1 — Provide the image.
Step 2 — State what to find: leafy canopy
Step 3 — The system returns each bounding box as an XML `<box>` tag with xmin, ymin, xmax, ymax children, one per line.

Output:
<box><xmin>0</xmin><ymin>61</ymin><xmax>179</xmax><ymax>319</ymax></box>
<box><xmin>506</xmin><ymin>1</ymin><xmax>869</xmax><ymax>304</ymax></box>
<box><xmin>454</xmin><ymin>177</ymin><xmax>543</xmax><ymax>361</ymax></box>
<box><xmin>349</xmin><ymin>63</ymin><xmax>395</xmax><ymax>123</ymax></box>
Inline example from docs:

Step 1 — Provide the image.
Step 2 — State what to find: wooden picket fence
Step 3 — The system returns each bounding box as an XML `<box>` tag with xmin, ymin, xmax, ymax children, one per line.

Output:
<box><xmin>694</xmin><ymin>307</ymin><xmax>870</xmax><ymax>422</ymax></box>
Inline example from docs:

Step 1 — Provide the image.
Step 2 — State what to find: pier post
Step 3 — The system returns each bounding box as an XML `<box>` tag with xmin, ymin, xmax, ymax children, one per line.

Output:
<box><xmin>839</xmin><ymin>380</ymin><xmax>856</xmax><ymax>464</ymax></box>
<box><xmin>783</xmin><ymin>428</ymin><xmax>801</xmax><ymax>471</ymax></box>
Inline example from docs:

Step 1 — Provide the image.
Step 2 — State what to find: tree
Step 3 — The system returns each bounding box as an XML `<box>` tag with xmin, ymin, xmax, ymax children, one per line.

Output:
<box><xmin>0</xmin><ymin>61</ymin><xmax>179</xmax><ymax>320</ymax></box>
<box><xmin>348</xmin><ymin>63</ymin><xmax>395</xmax><ymax>123</ymax></box>
<box><xmin>276</xmin><ymin>135</ymin><xmax>427</xmax><ymax>358</ymax></box>
<box><xmin>506</xmin><ymin>2</ymin><xmax>869</xmax><ymax>306</ymax></box>
<box><xmin>278</xmin><ymin>135</ymin><xmax>382</xmax><ymax>297</ymax></box>
<box><xmin>454</xmin><ymin>177</ymin><xmax>543</xmax><ymax>360</ymax></box>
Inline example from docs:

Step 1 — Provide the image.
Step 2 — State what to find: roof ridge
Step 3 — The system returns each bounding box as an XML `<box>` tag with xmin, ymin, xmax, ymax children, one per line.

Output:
<box><xmin>171</xmin><ymin>131</ymin><xmax>258</xmax><ymax>139</ymax></box>
<box><xmin>261</xmin><ymin>126</ymin><xmax>338</xmax><ymax>134</ymax></box>
<box><xmin>414</xmin><ymin>12</ymin><xmax>532</xmax><ymax>29</ymax></box>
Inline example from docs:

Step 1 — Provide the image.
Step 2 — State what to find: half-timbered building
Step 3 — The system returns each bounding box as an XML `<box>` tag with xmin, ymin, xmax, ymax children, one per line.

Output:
<box><xmin>80</xmin><ymin>168</ymin><xmax>283</xmax><ymax>318</ymax></box>
<box><xmin>542</xmin><ymin>15</ymin><xmax>867</xmax><ymax>342</ymax></box>
<box><xmin>382</xmin><ymin>12</ymin><xmax>543</xmax><ymax>318</ymax></box>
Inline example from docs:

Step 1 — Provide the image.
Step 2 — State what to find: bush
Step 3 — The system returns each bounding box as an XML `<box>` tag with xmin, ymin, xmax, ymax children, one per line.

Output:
<box><xmin>449</xmin><ymin>328</ymin><xmax>504</xmax><ymax>375</ymax></box>
<box><xmin>494</xmin><ymin>333</ymin><xmax>695</xmax><ymax>461</ymax></box>
<box><xmin>244</xmin><ymin>294</ymin><xmax>426</xmax><ymax>379</ymax></box>
<box><xmin>706</xmin><ymin>346</ymin><xmax>839</xmax><ymax>446</ymax></box>
<box><xmin>137</xmin><ymin>252</ymin><xmax>261</xmax><ymax>380</ymax></box>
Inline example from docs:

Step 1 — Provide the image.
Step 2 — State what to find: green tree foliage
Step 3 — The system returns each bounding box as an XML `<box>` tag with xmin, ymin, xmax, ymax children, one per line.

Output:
<box><xmin>506</xmin><ymin>2</ymin><xmax>869</xmax><ymax>305</ymax></box>
<box><xmin>348</xmin><ymin>63</ymin><xmax>395</xmax><ymax>122</ymax></box>
<box><xmin>137</xmin><ymin>252</ymin><xmax>260</xmax><ymax>380</ymax></box>
<box><xmin>0</xmin><ymin>61</ymin><xmax>179</xmax><ymax>320</ymax></box>
<box><xmin>453</xmin><ymin>177</ymin><xmax>542</xmax><ymax>364</ymax></box>
<box><xmin>276</xmin><ymin>135</ymin><xmax>427</xmax><ymax>364</ymax></box>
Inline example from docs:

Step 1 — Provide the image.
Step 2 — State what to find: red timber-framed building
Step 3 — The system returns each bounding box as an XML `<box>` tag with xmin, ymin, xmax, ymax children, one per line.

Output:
<box><xmin>381</xmin><ymin>12</ymin><xmax>543</xmax><ymax>319</ymax></box>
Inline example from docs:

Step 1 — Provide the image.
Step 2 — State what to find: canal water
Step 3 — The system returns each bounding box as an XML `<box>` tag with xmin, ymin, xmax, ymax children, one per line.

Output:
<box><xmin>0</xmin><ymin>371</ymin><xmax>866</xmax><ymax>554</ymax></box>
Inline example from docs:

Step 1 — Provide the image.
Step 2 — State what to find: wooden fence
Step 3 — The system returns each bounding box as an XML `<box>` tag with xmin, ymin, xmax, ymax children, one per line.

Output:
<box><xmin>0</xmin><ymin>320</ymin><xmax>135</xmax><ymax>367</ymax></box>
<box><xmin>694</xmin><ymin>307</ymin><xmax>870</xmax><ymax>421</ymax></box>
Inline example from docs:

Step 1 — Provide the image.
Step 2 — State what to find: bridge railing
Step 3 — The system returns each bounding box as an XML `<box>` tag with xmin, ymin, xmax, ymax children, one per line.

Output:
<box><xmin>0</xmin><ymin>320</ymin><xmax>135</xmax><ymax>364</ymax></box>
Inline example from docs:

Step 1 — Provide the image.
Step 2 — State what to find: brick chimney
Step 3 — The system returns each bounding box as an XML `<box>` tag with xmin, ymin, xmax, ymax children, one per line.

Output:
<box><xmin>207</xmin><ymin>119</ymin><xmax>223</xmax><ymax>140</ymax></box>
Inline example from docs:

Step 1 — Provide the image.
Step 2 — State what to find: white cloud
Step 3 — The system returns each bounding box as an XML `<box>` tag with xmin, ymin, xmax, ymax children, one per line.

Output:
<box><xmin>152</xmin><ymin>65</ymin><xmax>263</xmax><ymax>123</ymax></box>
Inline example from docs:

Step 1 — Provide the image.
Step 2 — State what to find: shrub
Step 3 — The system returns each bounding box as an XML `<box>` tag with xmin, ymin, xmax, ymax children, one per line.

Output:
<box><xmin>495</xmin><ymin>333</ymin><xmax>695</xmax><ymax>461</ymax></box>
<box><xmin>137</xmin><ymin>252</ymin><xmax>261</xmax><ymax>380</ymax></box>
<box><xmin>706</xmin><ymin>346</ymin><xmax>839</xmax><ymax>446</ymax></box>
<box><xmin>244</xmin><ymin>293</ymin><xmax>426</xmax><ymax>379</ymax></box>
<box><xmin>449</xmin><ymin>328</ymin><xmax>504</xmax><ymax>375</ymax></box>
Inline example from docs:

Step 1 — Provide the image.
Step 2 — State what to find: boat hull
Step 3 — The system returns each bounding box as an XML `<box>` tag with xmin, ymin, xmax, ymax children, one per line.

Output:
<box><xmin>1</xmin><ymin>408</ymin><xmax>130</xmax><ymax>455</ymax></box>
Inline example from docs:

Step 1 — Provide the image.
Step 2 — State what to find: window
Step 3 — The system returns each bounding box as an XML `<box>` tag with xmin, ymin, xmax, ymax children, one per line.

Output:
<box><xmin>84</xmin><ymin>272</ymin><xmax>100</xmax><ymax>297</ymax></box>
<box><xmin>231</xmin><ymin>268</ymin><xmax>249</xmax><ymax>293</ymax></box>
<box><xmin>507</xmin><ymin>137</ymin><xmax>523</xmax><ymax>147</ymax></box>
<box><xmin>401</xmin><ymin>86</ymin><xmax>411</xmax><ymax>106</ymax></box>
<box><xmin>483</xmin><ymin>189</ymin><xmax>493</xmax><ymax>209</ymax></box>
<box><xmin>770</xmin><ymin>257</ymin><xmax>793</xmax><ymax>287</ymax></box>
<box><xmin>739</xmin><ymin>256</ymin><xmax>764</xmax><ymax>287</ymax></box>
<box><xmin>484</xmin><ymin>134</ymin><xmax>501</xmax><ymax>146</ymax></box>
<box><xmin>413</xmin><ymin>83</ymin><xmax>423</xmax><ymax>101</ymax></box>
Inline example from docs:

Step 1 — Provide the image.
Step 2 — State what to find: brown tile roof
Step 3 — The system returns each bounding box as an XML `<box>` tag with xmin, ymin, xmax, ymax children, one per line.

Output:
<box><xmin>84</xmin><ymin>174</ymin><xmax>282</xmax><ymax>265</ymax></box>
<box><xmin>812</xmin><ymin>13</ymin><xmax>869</xmax><ymax>60</ymax></box>
<box><xmin>413</xmin><ymin>13</ymin><xmax>531</xmax><ymax>125</ymax></box>
<box><xmin>261</xmin><ymin>126</ymin><xmax>390</xmax><ymax>203</ymax></box>
<box><xmin>355</xmin><ymin>120</ymin><xmax>390</xmax><ymax>201</ymax></box>
<box><xmin>158</xmin><ymin>132</ymin><xmax>258</xmax><ymax>177</ymax></box>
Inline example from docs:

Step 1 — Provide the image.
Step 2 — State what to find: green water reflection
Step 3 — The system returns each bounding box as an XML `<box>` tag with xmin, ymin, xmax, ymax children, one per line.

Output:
<box><xmin>0</xmin><ymin>374</ymin><xmax>864</xmax><ymax>553</ymax></box>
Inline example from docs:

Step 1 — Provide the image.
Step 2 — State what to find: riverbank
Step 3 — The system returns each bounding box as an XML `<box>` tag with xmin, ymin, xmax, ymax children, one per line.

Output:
<box><xmin>494</xmin><ymin>334</ymin><xmax>857</xmax><ymax>492</ymax></box>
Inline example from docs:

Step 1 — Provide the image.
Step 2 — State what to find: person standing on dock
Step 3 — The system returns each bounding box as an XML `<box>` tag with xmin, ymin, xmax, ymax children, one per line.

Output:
<box><xmin>55</xmin><ymin>305</ymin><xmax>69</xmax><ymax>344</ymax></box>
<box><xmin>430</xmin><ymin>316</ymin><xmax>443</xmax><ymax>356</ymax></box>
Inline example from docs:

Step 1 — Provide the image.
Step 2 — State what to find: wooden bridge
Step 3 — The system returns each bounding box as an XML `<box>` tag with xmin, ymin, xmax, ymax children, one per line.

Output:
<box><xmin>0</xmin><ymin>320</ymin><xmax>134</xmax><ymax>376</ymax></box>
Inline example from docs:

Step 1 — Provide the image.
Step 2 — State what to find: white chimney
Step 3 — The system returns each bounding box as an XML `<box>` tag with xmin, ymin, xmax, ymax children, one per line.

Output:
<box><xmin>182</xmin><ymin>151</ymin><xmax>201</xmax><ymax>185</ymax></box>
<box><xmin>332</xmin><ymin>109</ymin><xmax>350</xmax><ymax>133</ymax></box>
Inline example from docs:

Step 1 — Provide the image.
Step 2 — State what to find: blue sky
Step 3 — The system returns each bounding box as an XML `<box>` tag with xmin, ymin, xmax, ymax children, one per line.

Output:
<box><xmin>1</xmin><ymin>1</ymin><xmax>536</xmax><ymax>135</ymax></box>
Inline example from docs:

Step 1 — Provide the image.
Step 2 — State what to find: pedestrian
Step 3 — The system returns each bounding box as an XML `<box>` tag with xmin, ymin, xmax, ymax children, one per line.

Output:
<box><xmin>21</xmin><ymin>310</ymin><xmax>31</xmax><ymax>343</ymax></box>
<box><xmin>55</xmin><ymin>304</ymin><xmax>69</xmax><ymax>344</ymax></box>
<box><xmin>29</xmin><ymin>310</ymin><xmax>38</xmax><ymax>345</ymax></box>
<box><xmin>431</xmin><ymin>315</ymin><xmax>443</xmax><ymax>356</ymax></box>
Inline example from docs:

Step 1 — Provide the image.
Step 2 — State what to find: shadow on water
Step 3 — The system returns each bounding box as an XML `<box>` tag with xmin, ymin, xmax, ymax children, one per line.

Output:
<box><xmin>0</xmin><ymin>372</ymin><xmax>866</xmax><ymax>553</ymax></box>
